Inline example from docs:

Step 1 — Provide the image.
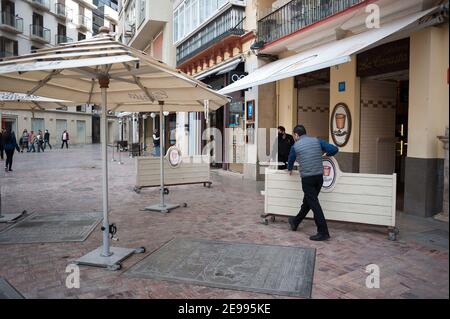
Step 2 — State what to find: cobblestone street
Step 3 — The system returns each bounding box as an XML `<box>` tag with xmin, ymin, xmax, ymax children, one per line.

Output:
<box><xmin>0</xmin><ymin>145</ymin><xmax>448</xmax><ymax>299</ymax></box>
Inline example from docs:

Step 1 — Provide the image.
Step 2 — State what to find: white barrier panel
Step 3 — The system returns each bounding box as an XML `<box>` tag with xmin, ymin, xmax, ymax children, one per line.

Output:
<box><xmin>263</xmin><ymin>157</ymin><xmax>398</xmax><ymax>238</ymax></box>
<box><xmin>135</xmin><ymin>156</ymin><xmax>211</xmax><ymax>191</ymax></box>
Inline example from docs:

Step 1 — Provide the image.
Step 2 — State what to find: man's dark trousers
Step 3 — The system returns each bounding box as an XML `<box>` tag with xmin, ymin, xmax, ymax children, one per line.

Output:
<box><xmin>293</xmin><ymin>175</ymin><xmax>329</xmax><ymax>235</ymax></box>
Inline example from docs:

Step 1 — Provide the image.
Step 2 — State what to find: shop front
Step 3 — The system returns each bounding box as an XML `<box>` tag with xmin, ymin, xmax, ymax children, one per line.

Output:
<box><xmin>219</xmin><ymin>7</ymin><xmax>449</xmax><ymax>218</ymax></box>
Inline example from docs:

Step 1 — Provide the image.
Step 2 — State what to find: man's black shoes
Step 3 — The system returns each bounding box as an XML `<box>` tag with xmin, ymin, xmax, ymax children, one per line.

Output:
<box><xmin>288</xmin><ymin>217</ymin><xmax>298</xmax><ymax>231</ymax></box>
<box><xmin>309</xmin><ymin>233</ymin><xmax>330</xmax><ymax>241</ymax></box>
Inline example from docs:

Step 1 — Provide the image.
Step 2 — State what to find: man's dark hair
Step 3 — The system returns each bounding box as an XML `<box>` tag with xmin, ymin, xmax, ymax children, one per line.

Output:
<box><xmin>278</xmin><ymin>126</ymin><xmax>286</xmax><ymax>132</ymax></box>
<box><xmin>293</xmin><ymin>125</ymin><xmax>307</xmax><ymax>137</ymax></box>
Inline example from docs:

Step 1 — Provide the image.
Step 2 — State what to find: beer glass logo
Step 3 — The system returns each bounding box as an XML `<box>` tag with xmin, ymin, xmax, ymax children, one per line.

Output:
<box><xmin>331</xmin><ymin>103</ymin><xmax>352</xmax><ymax>147</ymax></box>
<box><xmin>322</xmin><ymin>159</ymin><xmax>336</xmax><ymax>189</ymax></box>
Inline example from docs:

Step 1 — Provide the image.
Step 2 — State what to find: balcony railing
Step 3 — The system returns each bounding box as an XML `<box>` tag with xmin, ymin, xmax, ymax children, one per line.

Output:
<box><xmin>30</xmin><ymin>24</ymin><xmax>51</xmax><ymax>43</ymax></box>
<box><xmin>29</xmin><ymin>0</ymin><xmax>51</xmax><ymax>11</ymax></box>
<box><xmin>258</xmin><ymin>0</ymin><xmax>365</xmax><ymax>44</ymax></box>
<box><xmin>176</xmin><ymin>6</ymin><xmax>246</xmax><ymax>65</ymax></box>
<box><xmin>56</xmin><ymin>34</ymin><xmax>73</xmax><ymax>44</ymax></box>
<box><xmin>0</xmin><ymin>50</ymin><xmax>15</xmax><ymax>58</ymax></box>
<box><xmin>77</xmin><ymin>14</ymin><xmax>91</xmax><ymax>29</ymax></box>
<box><xmin>55</xmin><ymin>3</ymin><xmax>68</xmax><ymax>18</ymax></box>
<box><xmin>0</xmin><ymin>12</ymin><xmax>24</xmax><ymax>33</ymax></box>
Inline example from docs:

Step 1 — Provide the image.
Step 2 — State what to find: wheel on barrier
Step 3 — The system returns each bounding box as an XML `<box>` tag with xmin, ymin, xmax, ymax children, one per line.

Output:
<box><xmin>164</xmin><ymin>188</ymin><xmax>169</xmax><ymax>195</ymax></box>
<box><xmin>270</xmin><ymin>216</ymin><xmax>276</xmax><ymax>223</ymax></box>
<box><xmin>133</xmin><ymin>187</ymin><xmax>141</xmax><ymax>194</ymax></box>
<box><xmin>135</xmin><ymin>247</ymin><xmax>146</xmax><ymax>254</ymax></box>
<box><xmin>388</xmin><ymin>231</ymin><xmax>397</xmax><ymax>241</ymax></box>
<box><xmin>107</xmin><ymin>264</ymin><xmax>122</xmax><ymax>271</ymax></box>
<box><xmin>388</xmin><ymin>227</ymin><xmax>399</xmax><ymax>241</ymax></box>
<box><xmin>183</xmin><ymin>203</ymin><xmax>188</xmax><ymax>208</ymax></box>
<box><xmin>262</xmin><ymin>218</ymin><xmax>269</xmax><ymax>226</ymax></box>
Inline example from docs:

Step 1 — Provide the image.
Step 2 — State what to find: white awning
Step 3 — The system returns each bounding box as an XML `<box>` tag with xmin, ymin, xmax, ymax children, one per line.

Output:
<box><xmin>195</xmin><ymin>56</ymin><xmax>243</xmax><ymax>80</ymax></box>
<box><xmin>219</xmin><ymin>8</ymin><xmax>437</xmax><ymax>95</ymax></box>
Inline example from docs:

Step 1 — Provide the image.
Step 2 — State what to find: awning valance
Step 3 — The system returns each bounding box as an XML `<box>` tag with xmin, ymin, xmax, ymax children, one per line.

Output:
<box><xmin>219</xmin><ymin>7</ymin><xmax>437</xmax><ymax>95</ymax></box>
<box><xmin>195</xmin><ymin>56</ymin><xmax>244</xmax><ymax>80</ymax></box>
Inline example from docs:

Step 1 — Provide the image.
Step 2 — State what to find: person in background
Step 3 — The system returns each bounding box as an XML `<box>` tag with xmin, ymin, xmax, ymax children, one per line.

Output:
<box><xmin>2</xmin><ymin>128</ymin><xmax>20</xmax><ymax>172</ymax></box>
<box><xmin>20</xmin><ymin>129</ymin><xmax>28</xmax><ymax>153</ymax></box>
<box><xmin>0</xmin><ymin>128</ymin><xmax>4</xmax><ymax>161</ymax></box>
<box><xmin>44</xmin><ymin>129</ymin><xmax>52</xmax><ymax>150</ymax></box>
<box><xmin>287</xmin><ymin>125</ymin><xmax>339</xmax><ymax>241</ymax></box>
<box><xmin>61</xmin><ymin>130</ymin><xmax>69</xmax><ymax>149</ymax></box>
<box><xmin>27</xmin><ymin>130</ymin><xmax>36</xmax><ymax>153</ymax></box>
<box><xmin>36</xmin><ymin>130</ymin><xmax>45</xmax><ymax>153</ymax></box>
<box><xmin>275</xmin><ymin>126</ymin><xmax>295</xmax><ymax>170</ymax></box>
<box><xmin>152</xmin><ymin>129</ymin><xmax>160</xmax><ymax>157</ymax></box>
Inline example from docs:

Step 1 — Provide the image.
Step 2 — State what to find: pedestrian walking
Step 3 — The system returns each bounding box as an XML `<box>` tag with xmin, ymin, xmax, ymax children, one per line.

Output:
<box><xmin>287</xmin><ymin>125</ymin><xmax>339</xmax><ymax>241</ymax></box>
<box><xmin>44</xmin><ymin>129</ymin><xmax>52</xmax><ymax>150</ymax></box>
<box><xmin>151</xmin><ymin>129</ymin><xmax>160</xmax><ymax>157</ymax></box>
<box><xmin>0</xmin><ymin>128</ymin><xmax>4</xmax><ymax>161</ymax></box>
<box><xmin>36</xmin><ymin>130</ymin><xmax>45</xmax><ymax>152</ymax></box>
<box><xmin>61</xmin><ymin>130</ymin><xmax>69</xmax><ymax>149</ymax></box>
<box><xmin>28</xmin><ymin>131</ymin><xmax>36</xmax><ymax>152</ymax></box>
<box><xmin>19</xmin><ymin>129</ymin><xmax>28</xmax><ymax>153</ymax></box>
<box><xmin>2</xmin><ymin>128</ymin><xmax>20</xmax><ymax>172</ymax></box>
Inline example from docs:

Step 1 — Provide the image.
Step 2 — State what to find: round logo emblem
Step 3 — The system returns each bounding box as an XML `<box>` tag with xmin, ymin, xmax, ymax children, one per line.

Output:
<box><xmin>330</xmin><ymin>103</ymin><xmax>352</xmax><ymax>147</ymax></box>
<box><xmin>167</xmin><ymin>146</ymin><xmax>182</xmax><ymax>168</ymax></box>
<box><xmin>322</xmin><ymin>158</ymin><xmax>337</xmax><ymax>190</ymax></box>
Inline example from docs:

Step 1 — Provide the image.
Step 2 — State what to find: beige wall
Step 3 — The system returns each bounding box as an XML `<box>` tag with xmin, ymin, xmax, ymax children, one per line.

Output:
<box><xmin>330</xmin><ymin>57</ymin><xmax>361</xmax><ymax>152</ymax></box>
<box><xmin>276</xmin><ymin>77</ymin><xmax>297</xmax><ymax>134</ymax></box>
<box><xmin>0</xmin><ymin>110</ymin><xmax>93</xmax><ymax>145</ymax></box>
<box><xmin>409</xmin><ymin>24</ymin><xmax>449</xmax><ymax>160</ymax></box>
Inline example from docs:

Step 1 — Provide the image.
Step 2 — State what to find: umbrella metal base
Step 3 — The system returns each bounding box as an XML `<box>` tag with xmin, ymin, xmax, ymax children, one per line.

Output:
<box><xmin>144</xmin><ymin>203</ymin><xmax>180</xmax><ymax>214</ymax></box>
<box><xmin>75</xmin><ymin>246</ymin><xmax>145</xmax><ymax>271</ymax></box>
<box><xmin>0</xmin><ymin>211</ymin><xmax>25</xmax><ymax>223</ymax></box>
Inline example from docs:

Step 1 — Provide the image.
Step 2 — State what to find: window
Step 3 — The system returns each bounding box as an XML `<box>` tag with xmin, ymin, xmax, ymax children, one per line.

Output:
<box><xmin>173</xmin><ymin>0</ymin><xmax>236</xmax><ymax>43</ymax></box>
<box><xmin>0</xmin><ymin>36</ymin><xmax>18</xmax><ymax>58</ymax></box>
<box><xmin>31</xmin><ymin>45</ymin><xmax>40</xmax><ymax>53</ymax></box>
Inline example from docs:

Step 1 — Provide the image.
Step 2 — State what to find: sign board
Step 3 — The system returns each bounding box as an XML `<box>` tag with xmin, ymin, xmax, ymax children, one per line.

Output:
<box><xmin>330</xmin><ymin>103</ymin><xmax>351</xmax><ymax>147</ymax></box>
<box><xmin>166</xmin><ymin>146</ymin><xmax>182</xmax><ymax>168</ymax></box>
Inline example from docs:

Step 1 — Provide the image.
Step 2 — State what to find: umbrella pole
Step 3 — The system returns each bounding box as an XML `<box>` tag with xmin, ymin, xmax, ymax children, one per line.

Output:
<box><xmin>160</xmin><ymin>102</ymin><xmax>165</xmax><ymax>208</ymax></box>
<box><xmin>75</xmin><ymin>76</ymin><xmax>145</xmax><ymax>271</ymax></box>
<box><xmin>144</xmin><ymin>101</ymin><xmax>179</xmax><ymax>214</ymax></box>
<box><xmin>100</xmin><ymin>86</ymin><xmax>112</xmax><ymax>257</ymax></box>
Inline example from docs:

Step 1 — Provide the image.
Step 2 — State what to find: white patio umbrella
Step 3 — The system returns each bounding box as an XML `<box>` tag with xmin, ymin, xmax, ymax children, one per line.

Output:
<box><xmin>0</xmin><ymin>27</ymin><xmax>229</xmax><ymax>270</ymax></box>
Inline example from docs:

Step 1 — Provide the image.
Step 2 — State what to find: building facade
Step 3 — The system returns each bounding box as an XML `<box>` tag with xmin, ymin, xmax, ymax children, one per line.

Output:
<box><xmin>218</xmin><ymin>0</ymin><xmax>449</xmax><ymax>218</ymax></box>
<box><xmin>0</xmin><ymin>0</ymin><xmax>119</xmax><ymax>145</ymax></box>
<box><xmin>118</xmin><ymin>0</ymin><xmax>176</xmax><ymax>153</ymax></box>
<box><xmin>173</xmin><ymin>0</ymin><xmax>255</xmax><ymax>172</ymax></box>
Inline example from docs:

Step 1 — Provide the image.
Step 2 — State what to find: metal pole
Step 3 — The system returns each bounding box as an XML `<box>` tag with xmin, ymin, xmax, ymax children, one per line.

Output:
<box><xmin>100</xmin><ymin>80</ymin><xmax>112</xmax><ymax>257</ymax></box>
<box><xmin>143</xmin><ymin>116</ymin><xmax>146</xmax><ymax>154</ymax></box>
<box><xmin>159</xmin><ymin>101</ymin><xmax>165</xmax><ymax>208</ymax></box>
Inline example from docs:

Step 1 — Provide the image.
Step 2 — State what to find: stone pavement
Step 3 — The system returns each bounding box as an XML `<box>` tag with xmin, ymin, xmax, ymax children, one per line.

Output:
<box><xmin>0</xmin><ymin>145</ymin><xmax>448</xmax><ymax>299</ymax></box>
